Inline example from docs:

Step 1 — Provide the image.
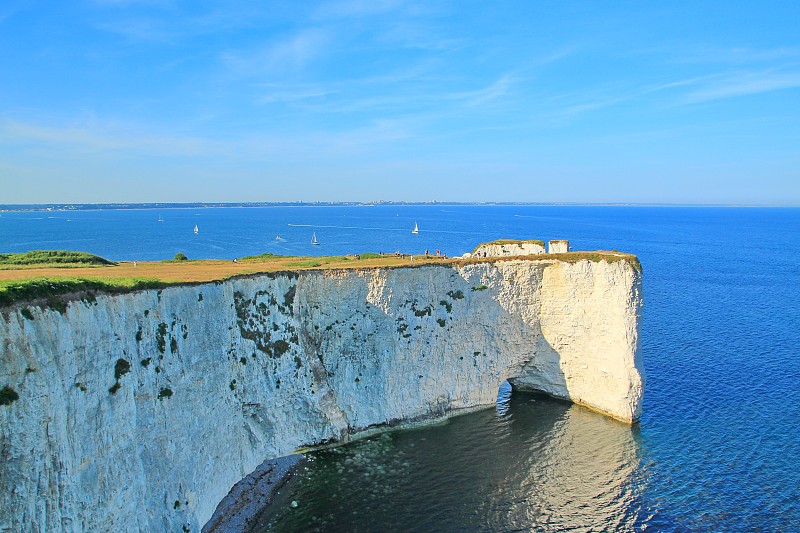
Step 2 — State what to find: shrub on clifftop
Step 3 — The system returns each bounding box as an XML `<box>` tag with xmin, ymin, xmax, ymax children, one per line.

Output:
<box><xmin>0</xmin><ymin>250</ymin><xmax>115</xmax><ymax>267</ymax></box>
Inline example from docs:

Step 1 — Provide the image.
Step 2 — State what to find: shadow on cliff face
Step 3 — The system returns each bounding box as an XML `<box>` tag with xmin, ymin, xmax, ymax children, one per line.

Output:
<box><xmin>447</xmin><ymin>262</ymin><xmax>571</xmax><ymax>407</ymax></box>
<box><xmin>506</xmin><ymin>333</ymin><xmax>570</xmax><ymax>403</ymax></box>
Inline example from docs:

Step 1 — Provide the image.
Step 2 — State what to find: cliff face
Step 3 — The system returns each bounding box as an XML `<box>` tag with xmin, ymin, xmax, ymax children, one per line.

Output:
<box><xmin>0</xmin><ymin>258</ymin><xmax>643</xmax><ymax>532</ymax></box>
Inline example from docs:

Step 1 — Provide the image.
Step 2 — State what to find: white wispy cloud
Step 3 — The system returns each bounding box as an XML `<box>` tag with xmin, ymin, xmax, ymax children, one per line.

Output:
<box><xmin>1</xmin><ymin>119</ymin><xmax>211</xmax><ymax>155</ymax></box>
<box><xmin>257</xmin><ymin>71</ymin><xmax>518</xmax><ymax>117</ymax></box>
<box><xmin>540</xmin><ymin>78</ymin><xmax>698</xmax><ymax>120</ymax></box>
<box><xmin>559</xmin><ymin>77</ymin><xmax>707</xmax><ymax>116</ymax></box>
<box><xmin>90</xmin><ymin>2</ymin><xmax>275</xmax><ymax>42</ymax></box>
<box><xmin>0</xmin><ymin>114</ymin><xmax>420</xmax><ymax>160</ymax></box>
<box><xmin>456</xmin><ymin>75</ymin><xmax>514</xmax><ymax>107</ymax></box>
<box><xmin>0</xmin><ymin>0</ymin><xmax>32</xmax><ymax>23</ymax></box>
<box><xmin>221</xmin><ymin>28</ymin><xmax>331</xmax><ymax>76</ymax></box>
<box><xmin>534</xmin><ymin>46</ymin><xmax>579</xmax><ymax>66</ymax></box>
<box><xmin>320</xmin><ymin>118</ymin><xmax>415</xmax><ymax>153</ymax></box>
<box><xmin>314</xmin><ymin>0</ymin><xmax>408</xmax><ymax>19</ymax></box>
<box><xmin>558</xmin><ymin>45</ymin><xmax>800</xmax><ymax>113</ymax></box>
<box><xmin>249</xmin><ymin>60</ymin><xmax>443</xmax><ymax>110</ymax></box>
<box><xmin>314</xmin><ymin>0</ymin><xmax>459</xmax><ymax>51</ymax></box>
<box><xmin>682</xmin><ymin>70</ymin><xmax>800</xmax><ymax>104</ymax></box>
<box><xmin>94</xmin><ymin>16</ymin><xmax>175</xmax><ymax>42</ymax></box>
<box><xmin>91</xmin><ymin>0</ymin><xmax>174</xmax><ymax>7</ymax></box>
<box><xmin>256</xmin><ymin>86</ymin><xmax>335</xmax><ymax>105</ymax></box>
<box><xmin>370</xmin><ymin>11</ymin><xmax>465</xmax><ymax>52</ymax></box>
<box><xmin>668</xmin><ymin>46</ymin><xmax>800</xmax><ymax>65</ymax></box>
<box><xmin>538</xmin><ymin>69</ymin><xmax>797</xmax><ymax>121</ymax></box>
<box><xmin>264</xmin><ymin>29</ymin><xmax>330</xmax><ymax>69</ymax></box>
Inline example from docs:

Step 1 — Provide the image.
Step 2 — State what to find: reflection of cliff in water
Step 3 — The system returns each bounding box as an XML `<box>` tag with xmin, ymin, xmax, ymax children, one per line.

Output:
<box><xmin>494</xmin><ymin>391</ymin><xmax>646</xmax><ymax>531</ymax></box>
<box><xmin>251</xmin><ymin>390</ymin><xmax>646</xmax><ymax>532</ymax></box>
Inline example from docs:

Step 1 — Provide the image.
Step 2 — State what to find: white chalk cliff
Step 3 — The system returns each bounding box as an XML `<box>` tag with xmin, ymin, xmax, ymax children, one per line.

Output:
<box><xmin>472</xmin><ymin>240</ymin><xmax>546</xmax><ymax>257</ymax></box>
<box><xmin>0</xmin><ymin>257</ymin><xmax>643</xmax><ymax>532</ymax></box>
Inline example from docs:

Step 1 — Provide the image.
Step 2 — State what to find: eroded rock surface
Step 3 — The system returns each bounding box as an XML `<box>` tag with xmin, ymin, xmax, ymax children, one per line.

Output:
<box><xmin>472</xmin><ymin>240</ymin><xmax>546</xmax><ymax>257</ymax></box>
<box><xmin>0</xmin><ymin>258</ymin><xmax>643</xmax><ymax>531</ymax></box>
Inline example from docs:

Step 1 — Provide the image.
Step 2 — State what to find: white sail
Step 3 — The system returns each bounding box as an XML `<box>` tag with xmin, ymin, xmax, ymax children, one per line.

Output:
<box><xmin>311</xmin><ymin>232</ymin><xmax>319</xmax><ymax>245</ymax></box>
<box><xmin>412</xmin><ymin>222</ymin><xmax>419</xmax><ymax>234</ymax></box>
<box><xmin>194</xmin><ymin>225</ymin><xmax>199</xmax><ymax>234</ymax></box>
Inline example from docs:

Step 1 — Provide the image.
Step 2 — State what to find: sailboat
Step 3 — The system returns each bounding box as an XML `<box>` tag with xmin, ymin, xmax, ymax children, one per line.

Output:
<box><xmin>311</xmin><ymin>232</ymin><xmax>319</xmax><ymax>245</ymax></box>
<box><xmin>157</xmin><ymin>214</ymin><xmax>164</xmax><ymax>223</ymax></box>
<box><xmin>412</xmin><ymin>222</ymin><xmax>419</xmax><ymax>234</ymax></box>
<box><xmin>275</xmin><ymin>234</ymin><xmax>284</xmax><ymax>241</ymax></box>
<box><xmin>193</xmin><ymin>225</ymin><xmax>199</xmax><ymax>234</ymax></box>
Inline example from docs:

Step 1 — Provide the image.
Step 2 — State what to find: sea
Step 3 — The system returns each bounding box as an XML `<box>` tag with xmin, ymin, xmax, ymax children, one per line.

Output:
<box><xmin>1</xmin><ymin>205</ymin><xmax>798</xmax><ymax>532</ymax></box>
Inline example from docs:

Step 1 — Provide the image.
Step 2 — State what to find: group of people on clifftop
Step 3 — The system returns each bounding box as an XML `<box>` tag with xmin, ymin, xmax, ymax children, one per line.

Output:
<box><xmin>374</xmin><ymin>249</ymin><xmax>449</xmax><ymax>261</ymax></box>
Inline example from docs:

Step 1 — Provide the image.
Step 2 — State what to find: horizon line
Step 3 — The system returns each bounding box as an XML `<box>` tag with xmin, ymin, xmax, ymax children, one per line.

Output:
<box><xmin>1</xmin><ymin>201</ymin><xmax>799</xmax><ymax>212</ymax></box>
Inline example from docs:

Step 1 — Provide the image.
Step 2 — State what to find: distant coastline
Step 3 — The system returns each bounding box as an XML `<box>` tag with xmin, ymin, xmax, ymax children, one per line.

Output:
<box><xmin>1</xmin><ymin>201</ymin><xmax>792</xmax><ymax>212</ymax></box>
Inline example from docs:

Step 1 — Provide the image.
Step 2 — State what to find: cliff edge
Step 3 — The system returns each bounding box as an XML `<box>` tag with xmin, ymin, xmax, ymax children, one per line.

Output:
<box><xmin>0</xmin><ymin>255</ymin><xmax>643</xmax><ymax>531</ymax></box>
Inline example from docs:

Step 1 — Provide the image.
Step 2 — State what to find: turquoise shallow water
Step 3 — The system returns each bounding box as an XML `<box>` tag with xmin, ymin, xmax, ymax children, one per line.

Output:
<box><xmin>2</xmin><ymin>205</ymin><xmax>798</xmax><ymax>531</ymax></box>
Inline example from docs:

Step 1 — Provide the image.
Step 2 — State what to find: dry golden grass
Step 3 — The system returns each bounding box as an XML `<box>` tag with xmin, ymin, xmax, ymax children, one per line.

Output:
<box><xmin>0</xmin><ymin>250</ymin><xmax>640</xmax><ymax>308</ymax></box>
<box><xmin>0</xmin><ymin>255</ymin><xmax>445</xmax><ymax>283</ymax></box>
<box><xmin>0</xmin><ymin>250</ymin><xmax>639</xmax><ymax>284</ymax></box>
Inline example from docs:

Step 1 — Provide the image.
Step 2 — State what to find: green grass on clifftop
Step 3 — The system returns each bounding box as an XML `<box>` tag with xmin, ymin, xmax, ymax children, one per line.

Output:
<box><xmin>553</xmin><ymin>252</ymin><xmax>642</xmax><ymax>273</ymax></box>
<box><xmin>0</xmin><ymin>248</ymin><xmax>641</xmax><ymax>308</ymax></box>
<box><xmin>0</xmin><ymin>277</ymin><xmax>178</xmax><ymax>309</ymax></box>
<box><xmin>457</xmin><ymin>251</ymin><xmax>642</xmax><ymax>274</ymax></box>
<box><xmin>238</xmin><ymin>252</ymin><xmax>292</xmax><ymax>261</ymax></box>
<box><xmin>0</xmin><ymin>250</ymin><xmax>116</xmax><ymax>268</ymax></box>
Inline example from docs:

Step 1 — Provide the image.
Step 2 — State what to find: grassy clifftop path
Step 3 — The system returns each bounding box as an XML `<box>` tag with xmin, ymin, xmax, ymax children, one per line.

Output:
<box><xmin>0</xmin><ymin>248</ymin><xmax>640</xmax><ymax>308</ymax></box>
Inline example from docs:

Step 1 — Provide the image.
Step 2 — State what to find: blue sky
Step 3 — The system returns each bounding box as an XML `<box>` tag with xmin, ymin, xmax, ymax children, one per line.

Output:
<box><xmin>1</xmin><ymin>0</ymin><xmax>799</xmax><ymax>204</ymax></box>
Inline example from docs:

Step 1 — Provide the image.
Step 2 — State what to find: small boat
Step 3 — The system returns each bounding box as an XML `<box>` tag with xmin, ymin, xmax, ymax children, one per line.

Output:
<box><xmin>194</xmin><ymin>225</ymin><xmax>199</xmax><ymax>234</ymax></box>
<box><xmin>412</xmin><ymin>222</ymin><xmax>419</xmax><ymax>234</ymax></box>
<box><xmin>311</xmin><ymin>232</ymin><xmax>319</xmax><ymax>245</ymax></box>
<box><xmin>275</xmin><ymin>234</ymin><xmax>284</xmax><ymax>241</ymax></box>
<box><xmin>158</xmin><ymin>214</ymin><xmax>164</xmax><ymax>223</ymax></box>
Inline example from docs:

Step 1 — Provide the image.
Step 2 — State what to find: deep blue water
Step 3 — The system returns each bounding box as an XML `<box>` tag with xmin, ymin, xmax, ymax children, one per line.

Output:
<box><xmin>2</xmin><ymin>206</ymin><xmax>798</xmax><ymax>531</ymax></box>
